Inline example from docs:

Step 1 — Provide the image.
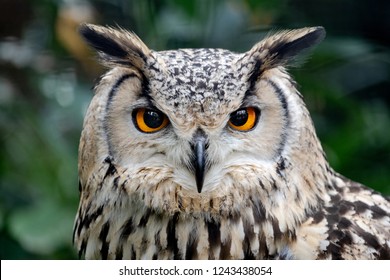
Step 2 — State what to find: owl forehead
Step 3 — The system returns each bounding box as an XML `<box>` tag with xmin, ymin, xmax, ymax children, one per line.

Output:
<box><xmin>147</xmin><ymin>48</ymin><xmax>249</xmax><ymax>127</ymax></box>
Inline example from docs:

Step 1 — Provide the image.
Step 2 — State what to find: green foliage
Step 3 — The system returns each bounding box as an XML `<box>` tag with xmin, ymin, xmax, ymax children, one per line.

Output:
<box><xmin>0</xmin><ymin>0</ymin><xmax>389</xmax><ymax>259</ymax></box>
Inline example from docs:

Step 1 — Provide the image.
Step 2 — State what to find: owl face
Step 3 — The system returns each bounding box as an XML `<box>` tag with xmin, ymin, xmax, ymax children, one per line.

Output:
<box><xmin>75</xmin><ymin>25</ymin><xmax>390</xmax><ymax>260</ymax></box>
<box><xmin>79</xmin><ymin>24</ymin><xmax>326</xmax><ymax>208</ymax></box>
<box><xmin>105</xmin><ymin>53</ymin><xmax>282</xmax><ymax>189</ymax></box>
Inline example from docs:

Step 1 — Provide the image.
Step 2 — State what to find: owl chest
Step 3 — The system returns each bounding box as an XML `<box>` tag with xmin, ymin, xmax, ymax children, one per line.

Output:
<box><xmin>90</xmin><ymin>205</ymin><xmax>295</xmax><ymax>260</ymax></box>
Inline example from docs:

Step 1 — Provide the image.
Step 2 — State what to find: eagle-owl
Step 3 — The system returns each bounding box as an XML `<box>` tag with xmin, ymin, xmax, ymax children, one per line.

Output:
<box><xmin>73</xmin><ymin>23</ymin><xmax>390</xmax><ymax>260</ymax></box>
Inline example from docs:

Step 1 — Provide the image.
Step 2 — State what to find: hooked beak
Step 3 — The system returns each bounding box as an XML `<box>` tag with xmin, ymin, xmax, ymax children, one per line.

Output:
<box><xmin>191</xmin><ymin>131</ymin><xmax>207</xmax><ymax>193</ymax></box>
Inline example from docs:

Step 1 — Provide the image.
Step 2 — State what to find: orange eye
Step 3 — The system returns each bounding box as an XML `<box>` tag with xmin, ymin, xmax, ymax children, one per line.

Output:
<box><xmin>133</xmin><ymin>108</ymin><xmax>169</xmax><ymax>133</ymax></box>
<box><xmin>228</xmin><ymin>107</ymin><xmax>259</xmax><ymax>131</ymax></box>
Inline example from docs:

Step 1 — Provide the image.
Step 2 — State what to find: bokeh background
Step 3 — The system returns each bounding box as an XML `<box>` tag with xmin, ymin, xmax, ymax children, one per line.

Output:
<box><xmin>1</xmin><ymin>0</ymin><xmax>389</xmax><ymax>259</ymax></box>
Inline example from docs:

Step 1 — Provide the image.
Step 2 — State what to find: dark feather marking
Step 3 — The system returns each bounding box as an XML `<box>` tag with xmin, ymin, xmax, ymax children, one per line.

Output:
<box><xmin>338</xmin><ymin>200</ymin><xmax>354</xmax><ymax>215</ymax></box>
<box><xmin>77</xmin><ymin>205</ymin><xmax>104</xmax><ymax>236</ymax></box>
<box><xmin>271</xmin><ymin>218</ymin><xmax>282</xmax><ymax>240</ymax></box>
<box><xmin>265</xmin><ymin>79</ymin><xmax>290</xmax><ymax>156</ymax></box>
<box><xmin>72</xmin><ymin>217</ymin><xmax>80</xmax><ymax>244</ymax></box>
<box><xmin>276</xmin><ymin>156</ymin><xmax>286</xmax><ymax>177</ymax></box>
<box><xmin>348</xmin><ymin>186</ymin><xmax>363</xmax><ymax>193</ymax></box>
<box><xmin>185</xmin><ymin>239</ymin><xmax>197</xmax><ymax>260</ymax></box>
<box><xmin>268</xmin><ymin>27</ymin><xmax>325</xmax><ymax>65</ymax></box>
<box><xmin>112</xmin><ymin>176</ymin><xmax>119</xmax><ymax>190</ymax></box>
<box><xmin>130</xmin><ymin>247</ymin><xmax>136</xmax><ymax>259</ymax></box>
<box><xmin>370</xmin><ymin>205</ymin><xmax>387</xmax><ymax>219</ymax></box>
<box><xmin>378</xmin><ymin>246</ymin><xmax>390</xmax><ymax>260</ymax></box>
<box><xmin>140</xmin><ymin>72</ymin><xmax>154</xmax><ymax>103</ymax></box>
<box><xmin>104</xmin><ymin>159</ymin><xmax>117</xmax><ymax>179</ymax></box>
<box><xmin>120</xmin><ymin>179</ymin><xmax>128</xmax><ymax>191</ymax></box>
<box><xmin>339</xmin><ymin>231</ymin><xmax>353</xmax><ymax>245</ymax></box>
<box><xmin>205</xmin><ymin>221</ymin><xmax>218</xmax><ymax>259</ymax></box>
<box><xmin>166</xmin><ymin>213</ymin><xmax>180</xmax><ymax>259</ymax></box>
<box><xmin>79</xmin><ymin>24</ymin><xmax>148</xmax><ymax>64</ymax></box>
<box><xmin>244</xmin><ymin>251</ymin><xmax>256</xmax><ymax>260</ymax></box>
<box><xmin>242</xmin><ymin>218</ymin><xmax>255</xmax><ymax>242</ymax></box>
<box><xmin>251</xmin><ymin>198</ymin><xmax>266</xmax><ymax>222</ymax></box>
<box><xmin>99</xmin><ymin>222</ymin><xmax>110</xmax><ymax>259</ymax></box>
<box><xmin>104</xmin><ymin>74</ymin><xmax>137</xmax><ymax>156</ymax></box>
<box><xmin>79</xmin><ymin>24</ymin><xmax>128</xmax><ymax>58</ymax></box>
<box><xmin>270</xmin><ymin>177</ymin><xmax>278</xmax><ymax>190</ymax></box>
<box><xmin>147</xmin><ymin>59</ymin><xmax>163</xmax><ymax>73</ymax></box>
<box><xmin>154</xmin><ymin>229</ymin><xmax>162</xmax><ymax>252</ymax></box>
<box><xmin>245</xmin><ymin>58</ymin><xmax>263</xmax><ymax>97</ymax></box>
<box><xmin>258</xmin><ymin>234</ymin><xmax>269</xmax><ymax>259</ymax></box>
<box><xmin>312</xmin><ymin>210</ymin><xmax>325</xmax><ymax>224</ymax></box>
<box><xmin>138</xmin><ymin>209</ymin><xmax>151</xmax><ymax>227</ymax></box>
<box><xmin>353</xmin><ymin>201</ymin><xmax>370</xmax><ymax>214</ymax></box>
<box><xmin>79</xmin><ymin>239</ymin><xmax>87</xmax><ymax>259</ymax></box>
<box><xmin>328</xmin><ymin>229</ymin><xmax>344</xmax><ymax>240</ymax></box>
<box><xmin>326</xmin><ymin>213</ymin><xmax>340</xmax><ymax>229</ymax></box>
<box><xmin>330</xmin><ymin>193</ymin><xmax>342</xmax><ymax>204</ymax></box>
<box><xmin>115</xmin><ymin>245</ymin><xmax>123</xmax><ymax>260</ymax></box>
<box><xmin>295</xmin><ymin>190</ymin><xmax>301</xmax><ymax>203</ymax></box>
<box><xmin>327</xmin><ymin>242</ymin><xmax>342</xmax><ymax>259</ymax></box>
<box><xmin>287</xmin><ymin>229</ymin><xmax>297</xmax><ymax>241</ymax></box>
<box><xmin>363</xmin><ymin>235</ymin><xmax>383</xmax><ymax>256</ymax></box>
<box><xmin>266</xmin><ymin>79</ymin><xmax>289</xmax><ymax>112</ymax></box>
<box><xmin>326</xmin><ymin>206</ymin><xmax>338</xmax><ymax>214</ymax></box>
<box><xmin>243</xmin><ymin>238</ymin><xmax>256</xmax><ymax>260</ymax></box>
<box><xmin>352</xmin><ymin>224</ymin><xmax>381</xmax><ymax>250</ymax></box>
<box><xmin>220</xmin><ymin>237</ymin><xmax>232</xmax><ymax>259</ymax></box>
<box><xmin>106</xmin><ymin>74</ymin><xmax>137</xmax><ymax>110</ymax></box>
<box><xmin>209</xmin><ymin>198</ymin><xmax>214</xmax><ymax>209</ymax></box>
<box><xmin>206</xmin><ymin>220</ymin><xmax>221</xmax><ymax>249</ymax></box>
<box><xmin>177</xmin><ymin>196</ymin><xmax>184</xmax><ymax>211</ymax></box>
<box><xmin>326</xmin><ymin>229</ymin><xmax>352</xmax><ymax>259</ymax></box>
<box><xmin>258</xmin><ymin>179</ymin><xmax>266</xmax><ymax>190</ymax></box>
<box><xmin>120</xmin><ymin>218</ymin><xmax>135</xmax><ymax>239</ymax></box>
<box><xmin>242</xmin><ymin>218</ymin><xmax>256</xmax><ymax>259</ymax></box>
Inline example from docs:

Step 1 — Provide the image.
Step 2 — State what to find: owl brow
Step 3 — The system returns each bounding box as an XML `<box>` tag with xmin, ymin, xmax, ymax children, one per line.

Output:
<box><xmin>247</xmin><ymin>58</ymin><xmax>264</xmax><ymax>89</ymax></box>
<box><xmin>138</xmin><ymin>72</ymin><xmax>157</xmax><ymax>108</ymax></box>
<box><xmin>106</xmin><ymin>73</ymin><xmax>138</xmax><ymax>112</ymax></box>
<box><xmin>242</xmin><ymin>58</ymin><xmax>264</xmax><ymax>103</ymax></box>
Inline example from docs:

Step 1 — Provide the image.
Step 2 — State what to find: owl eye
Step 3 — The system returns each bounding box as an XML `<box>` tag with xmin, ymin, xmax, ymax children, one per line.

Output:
<box><xmin>133</xmin><ymin>108</ymin><xmax>169</xmax><ymax>133</ymax></box>
<box><xmin>228</xmin><ymin>107</ymin><xmax>259</xmax><ymax>131</ymax></box>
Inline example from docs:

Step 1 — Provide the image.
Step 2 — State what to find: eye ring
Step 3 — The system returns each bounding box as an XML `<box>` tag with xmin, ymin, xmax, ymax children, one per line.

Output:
<box><xmin>133</xmin><ymin>108</ymin><xmax>169</xmax><ymax>133</ymax></box>
<box><xmin>228</xmin><ymin>107</ymin><xmax>259</xmax><ymax>131</ymax></box>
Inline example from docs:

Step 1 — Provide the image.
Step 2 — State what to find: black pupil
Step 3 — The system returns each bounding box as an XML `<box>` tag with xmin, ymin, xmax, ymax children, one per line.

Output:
<box><xmin>230</xmin><ymin>109</ymin><xmax>248</xmax><ymax>126</ymax></box>
<box><xmin>144</xmin><ymin>110</ymin><xmax>164</xmax><ymax>128</ymax></box>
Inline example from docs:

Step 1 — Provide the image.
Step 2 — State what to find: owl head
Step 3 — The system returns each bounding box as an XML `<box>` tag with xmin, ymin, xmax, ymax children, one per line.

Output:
<box><xmin>78</xmin><ymin>24</ymin><xmax>328</xmax><ymax>218</ymax></box>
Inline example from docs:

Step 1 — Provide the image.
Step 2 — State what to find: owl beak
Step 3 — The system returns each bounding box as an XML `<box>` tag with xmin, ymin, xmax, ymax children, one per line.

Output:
<box><xmin>194</xmin><ymin>139</ymin><xmax>206</xmax><ymax>193</ymax></box>
<box><xmin>191</xmin><ymin>131</ymin><xmax>207</xmax><ymax>193</ymax></box>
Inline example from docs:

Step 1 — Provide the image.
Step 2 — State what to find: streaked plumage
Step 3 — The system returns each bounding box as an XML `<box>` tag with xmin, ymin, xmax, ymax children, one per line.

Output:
<box><xmin>73</xmin><ymin>23</ymin><xmax>390</xmax><ymax>259</ymax></box>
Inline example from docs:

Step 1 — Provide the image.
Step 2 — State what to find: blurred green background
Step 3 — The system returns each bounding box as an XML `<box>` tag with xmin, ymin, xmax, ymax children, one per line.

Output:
<box><xmin>1</xmin><ymin>0</ymin><xmax>389</xmax><ymax>259</ymax></box>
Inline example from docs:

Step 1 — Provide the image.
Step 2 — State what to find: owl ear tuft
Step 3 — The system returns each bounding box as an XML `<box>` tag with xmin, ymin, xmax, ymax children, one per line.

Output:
<box><xmin>79</xmin><ymin>23</ymin><xmax>151</xmax><ymax>70</ymax></box>
<box><xmin>246</xmin><ymin>26</ymin><xmax>325</xmax><ymax>73</ymax></box>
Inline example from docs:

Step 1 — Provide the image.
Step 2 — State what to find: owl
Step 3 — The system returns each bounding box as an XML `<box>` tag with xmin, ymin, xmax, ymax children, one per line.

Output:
<box><xmin>73</xmin><ymin>23</ymin><xmax>390</xmax><ymax>260</ymax></box>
